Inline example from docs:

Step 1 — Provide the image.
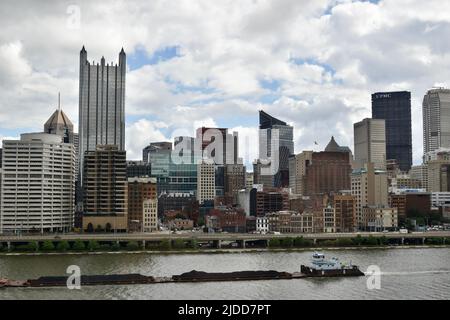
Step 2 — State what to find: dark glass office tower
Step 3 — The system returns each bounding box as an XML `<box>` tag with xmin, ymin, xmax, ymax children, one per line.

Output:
<box><xmin>258</xmin><ymin>110</ymin><xmax>294</xmax><ymax>187</ymax></box>
<box><xmin>371</xmin><ymin>91</ymin><xmax>412</xmax><ymax>172</ymax></box>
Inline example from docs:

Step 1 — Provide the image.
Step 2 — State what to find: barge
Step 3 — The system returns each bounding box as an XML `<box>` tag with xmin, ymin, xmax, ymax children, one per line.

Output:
<box><xmin>0</xmin><ymin>253</ymin><xmax>364</xmax><ymax>288</ymax></box>
<box><xmin>172</xmin><ymin>270</ymin><xmax>292</xmax><ymax>282</ymax></box>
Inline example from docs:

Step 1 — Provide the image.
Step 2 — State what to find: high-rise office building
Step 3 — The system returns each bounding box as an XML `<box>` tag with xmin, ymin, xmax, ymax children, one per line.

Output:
<box><xmin>197</xmin><ymin>159</ymin><xmax>216</xmax><ymax>204</ymax></box>
<box><xmin>78</xmin><ymin>46</ymin><xmax>126</xmax><ymax>182</ymax></box>
<box><xmin>372</xmin><ymin>91</ymin><xmax>412</xmax><ymax>172</ymax></box>
<box><xmin>143</xmin><ymin>142</ymin><xmax>172</xmax><ymax>194</ymax></box>
<box><xmin>354</xmin><ymin>118</ymin><xmax>386</xmax><ymax>170</ymax></box>
<box><xmin>82</xmin><ymin>145</ymin><xmax>127</xmax><ymax>232</ymax></box>
<box><xmin>168</xmin><ymin>136</ymin><xmax>198</xmax><ymax>195</ymax></box>
<box><xmin>258</xmin><ymin>110</ymin><xmax>294</xmax><ymax>188</ymax></box>
<box><xmin>44</xmin><ymin>106</ymin><xmax>79</xmax><ymax>185</ymax></box>
<box><xmin>0</xmin><ymin>133</ymin><xmax>75</xmax><ymax>234</ymax></box>
<box><xmin>422</xmin><ymin>88</ymin><xmax>450</xmax><ymax>155</ymax></box>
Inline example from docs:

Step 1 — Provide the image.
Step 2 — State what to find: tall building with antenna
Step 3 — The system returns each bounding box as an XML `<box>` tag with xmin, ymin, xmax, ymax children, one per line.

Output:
<box><xmin>78</xmin><ymin>46</ymin><xmax>126</xmax><ymax>182</ymax></box>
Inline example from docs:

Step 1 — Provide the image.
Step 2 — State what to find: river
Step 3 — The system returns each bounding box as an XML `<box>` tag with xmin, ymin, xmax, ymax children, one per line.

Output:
<box><xmin>1</xmin><ymin>248</ymin><xmax>449</xmax><ymax>300</ymax></box>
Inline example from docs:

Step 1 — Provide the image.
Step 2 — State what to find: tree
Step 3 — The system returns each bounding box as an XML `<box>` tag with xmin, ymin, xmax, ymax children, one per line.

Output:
<box><xmin>352</xmin><ymin>235</ymin><xmax>363</xmax><ymax>246</ymax></box>
<box><xmin>293</xmin><ymin>236</ymin><xmax>305</xmax><ymax>247</ymax></box>
<box><xmin>99</xmin><ymin>243</ymin><xmax>111</xmax><ymax>251</ymax></box>
<box><xmin>41</xmin><ymin>240</ymin><xmax>55</xmax><ymax>251</ymax></box>
<box><xmin>173</xmin><ymin>239</ymin><xmax>185</xmax><ymax>249</ymax></box>
<box><xmin>280</xmin><ymin>237</ymin><xmax>293</xmax><ymax>248</ymax></box>
<box><xmin>268</xmin><ymin>238</ymin><xmax>280</xmax><ymax>248</ymax></box>
<box><xmin>336</xmin><ymin>238</ymin><xmax>353</xmax><ymax>247</ymax></box>
<box><xmin>111</xmin><ymin>242</ymin><xmax>121</xmax><ymax>251</ymax></box>
<box><xmin>87</xmin><ymin>240</ymin><xmax>100</xmax><ymax>251</ymax></box>
<box><xmin>56</xmin><ymin>241</ymin><xmax>70</xmax><ymax>252</ymax></box>
<box><xmin>365</xmin><ymin>236</ymin><xmax>378</xmax><ymax>246</ymax></box>
<box><xmin>378</xmin><ymin>236</ymin><xmax>388</xmax><ymax>246</ymax></box>
<box><xmin>126</xmin><ymin>241</ymin><xmax>140</xmax><ymax>251</ymax></box>
<box><xmin>159</xmin><ymin>239</ymin><xmax>171</xmax><ymax>250</ymax></box>
<box><xmin>72</xmin><ymin>240</ymin><xmax>86</xmax><ymax>251</ymax></box>
<box><xmin>189</xmin><ymin>239</ymin><xmax>198</xmax><ymax>249</ymax></box>
<box><xmin>197</xmin><ymin>216</ymin><xmax>205</xmax><ymax>227</ymax></box>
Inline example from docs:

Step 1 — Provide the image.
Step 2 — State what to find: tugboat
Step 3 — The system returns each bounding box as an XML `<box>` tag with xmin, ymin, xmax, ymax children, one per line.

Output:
<box><xmin>300</xmin><ymin>252</ymin><xmax>364</xmax><ymax>277</ymax></box>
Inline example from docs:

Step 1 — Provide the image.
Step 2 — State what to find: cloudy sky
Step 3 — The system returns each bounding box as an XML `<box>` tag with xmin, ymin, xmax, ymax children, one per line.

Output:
<box><xmin>1</xmin><ymin>0</ymin><xmax>449</xmax><ymax>166</ymax></box>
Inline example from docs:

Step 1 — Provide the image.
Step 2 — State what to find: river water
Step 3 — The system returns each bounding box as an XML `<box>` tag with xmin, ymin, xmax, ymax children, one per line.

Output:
<box><xmin>1</xmin><ymin>248</ymin><xmax>449</xmax><ymax>300</ymax></box>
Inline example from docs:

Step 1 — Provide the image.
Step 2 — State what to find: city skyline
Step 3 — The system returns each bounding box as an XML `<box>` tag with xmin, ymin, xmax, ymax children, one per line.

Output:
<box><xmin>2</xmin><ymin>1</ymin><xmax>450</xmax><ymax>166</ymax></box>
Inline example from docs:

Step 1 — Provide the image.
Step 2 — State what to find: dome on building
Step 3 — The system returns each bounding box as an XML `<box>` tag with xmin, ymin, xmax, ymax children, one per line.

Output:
<box><xmin>44</xmin><ymin>109</ymin><xmax>74</xmax><ymax>132</ymax></box>
<box><xmin>324</xmin><ymin>136</ymin><xmax>351</xmax><ymax>153</ymax></box>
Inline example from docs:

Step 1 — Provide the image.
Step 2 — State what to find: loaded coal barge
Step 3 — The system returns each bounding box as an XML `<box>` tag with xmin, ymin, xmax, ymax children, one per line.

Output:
<box><xmin>0</xmin><ymin>253</ymin><xmax>364</xmax><ymax>288</ymax></box>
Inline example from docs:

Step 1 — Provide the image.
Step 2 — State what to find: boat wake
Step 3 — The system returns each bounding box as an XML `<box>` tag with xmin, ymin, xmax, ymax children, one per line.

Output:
<box><xmin>364</xmin><ymin>270</ymin><xmax>450</xmax><ymax>276</ymax></box>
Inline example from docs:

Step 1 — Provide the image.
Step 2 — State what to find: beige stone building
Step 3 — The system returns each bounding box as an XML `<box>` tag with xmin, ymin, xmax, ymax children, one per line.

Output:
<box><xmin>351</xmin><ymin>162</ymin><xmax>388</xmax><ymax>229</ymax></box>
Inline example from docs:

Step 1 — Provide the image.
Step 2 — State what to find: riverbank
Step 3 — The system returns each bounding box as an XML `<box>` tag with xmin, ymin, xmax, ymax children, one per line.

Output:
<box><xmin>1</xmin><ymin>244</ymin><xmax>449</xmax><ymax>257</ymax></box>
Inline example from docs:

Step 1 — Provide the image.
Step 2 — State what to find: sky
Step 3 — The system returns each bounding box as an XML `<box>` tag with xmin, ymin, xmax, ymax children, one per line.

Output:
<box><xmin>1</xmin><ymin>0</ymin><xmax>450</xmax><ymax>166</ymax></box>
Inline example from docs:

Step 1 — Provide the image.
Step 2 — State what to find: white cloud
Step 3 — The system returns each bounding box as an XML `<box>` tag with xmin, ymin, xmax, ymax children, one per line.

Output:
<box><xmin>1</xmin><ymin>0</ymin><xmax>450</xmax><ymax>166</ymax></box>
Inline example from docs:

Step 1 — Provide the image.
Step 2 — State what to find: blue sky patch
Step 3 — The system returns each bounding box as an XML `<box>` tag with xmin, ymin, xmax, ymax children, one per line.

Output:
<box><xmin>128</xmin><ymin>45</ymin><xmax>181</xmax><ymax>71</ymax></box>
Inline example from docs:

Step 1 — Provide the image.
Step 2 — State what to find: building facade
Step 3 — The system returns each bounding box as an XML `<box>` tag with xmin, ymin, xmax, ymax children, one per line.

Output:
<box><xmin>78</xmin><ymin>47</ymin><xmax>126</xmax><ymax>182</ymax></box>
<box><xmin>422</xmin><ymin>88</ymin><xmax>450</xmax><ymax>155</ymax></box>
<box><xmin>354</xmin><ymin>118</ymin><xmax>386</xmax><ymax>170</ymax></box>
<box><xmin>362</xmin><ymin>206</ymin><xmax>398</xmax><ymax>231</ymax></box>
<box><xmin>197</xmin><ymin>159</ymin><xmax>216</xmax><ymax>204</ymax></box>
<box><xmin>351</xmin><ymin>163</ymin><xmax>388</xmax><ymax>229</ymax></box>
<box><xmin>128</xmin><ymin>177</ymin><xmax>157</xmax><ymax>232</ymax></box>
<box><xmin>389</xmin><ymin>192</ymin><xmax>431</xmax><ymax>221</ymax></box>
<box><xmin>333</xmin><ymin>193</ymin><xmax>356</xmax><ymax>232</ymax></box>
<box><xmin>372</xmin><ymin>91</ymin><xmax>412</xmax><ymax>172</ymax></box>
<box><xmin>82</xmin><ymin>145</ymin><xmax>127</xmax><ymax>232</ymax></box>
<box><xmin>143</xmin><ymin>198</ymin><xmax>158</xmax><ymax>232</ymax></box>
<box><xmin>126</xmin><ymin>160</ymin><xmax>151</xmax><ymax>178</ymax></box>
<box><xmin>258</xmin><ymin>111</ymin><xmax>294</xmax><ymax>188</ymax></box>
<box><xmin>0</xmin><ymin>133</ymin><xmax>75</xmax><ymax>234</ymax></box>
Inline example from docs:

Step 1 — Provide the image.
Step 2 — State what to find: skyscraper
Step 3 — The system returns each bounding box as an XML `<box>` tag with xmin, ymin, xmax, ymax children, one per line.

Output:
<box><xmin>44</xmin><ymin>104</ymin><xmax>79</xmax><ymax>183</ymax></box>
<box><xmin>258</xmin><ymin>110</ymin><xmax>294</xmax><ymax>187</ymax></box>
<box><xmin>197</xmin><ymin>158</ymin><xmax>216</xmax><ymax>204</ymax></box>
<box><xmin>372</xmin><ymin>91</ymin><xmax>412</xmax><ymax>172</ymax></box>
<box><xmin>422</xmin><ymin>88</ymin><xmax>450</xmax><ymax>155</ymax></box>
<box><xmin>0</xmin><ymin>133</ymin><xmax>75</xmax><ymax>234</ymax></box>
<box><xmin>78</xmin><ymin>46</ymin><xmax>126</xmax><ymax>182</ymax></box>
<box><xmin>354</xmin><ymin>118</ymin><xmax>386</xmax><ymax>170</ymax></box>
<box><xmin>82</xmin><ymin>145</ymin><xmax>128</xmax><ymax>232</ymax></box>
